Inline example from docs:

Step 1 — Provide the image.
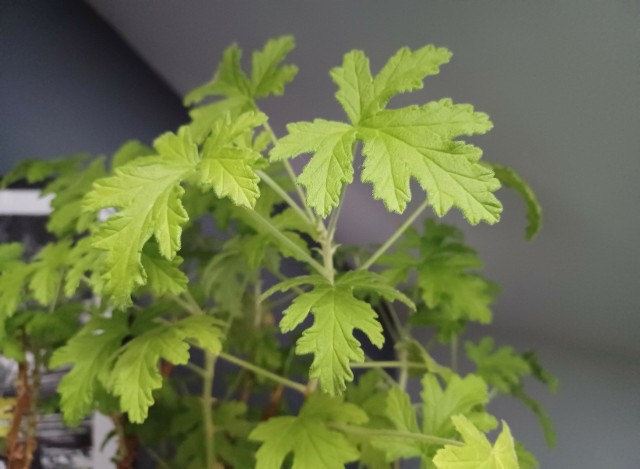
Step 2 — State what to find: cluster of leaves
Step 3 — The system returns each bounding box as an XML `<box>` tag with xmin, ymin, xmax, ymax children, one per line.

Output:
<box><xmin>0</xmin><ymin>36</ymin><xmax>554</xmax><ymax>469</ymax></box>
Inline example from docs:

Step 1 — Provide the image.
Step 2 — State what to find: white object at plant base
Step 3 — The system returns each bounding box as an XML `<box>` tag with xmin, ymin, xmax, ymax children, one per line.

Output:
<box><xmin>0</xmin><ymin>190</ymin><xmax>52</xmax><ymax>215</ymax></box>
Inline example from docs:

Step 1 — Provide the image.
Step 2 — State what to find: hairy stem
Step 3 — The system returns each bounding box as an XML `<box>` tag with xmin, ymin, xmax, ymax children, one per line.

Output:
<box><xmin>327</xmin><ymin>185</ymin><xmax>347</xmax><ymax>238</ymax></box>
<box><xmin>202</xmin><ymin>352</ymin><xmax>217</xmax><ymax>469</ymax></box>
<box><xmin>217</xmin><ymin>352</ymin><xmax>307</xmax><ymax>394</ymax></box>
<box><xmin>362</xmin><ymin>354</ymin><xmax>399</xmax><ymax>388</ymax></box>
<box><xmin>256</xmin><ymin>169</ymin><xmax>313</xmax><ymax>226</ymax></box>
<box><xmin>319</xmin><ymin>231</ymin><xmax>335</xmax><ymax>284</ymax></box>
<box><xmin>360</xmin><ymin>198</ymin><xmax>430</xmax><ymax>271</ymax></box>
<box><xmin>261</xmin><ymin>119</ymin><xmax>316</xmax><ymax>222</ymax></box>
<box><xmin>330</xmin><ymin>423</ymin><xmax>463</xmax><ymax>447</ymax></box>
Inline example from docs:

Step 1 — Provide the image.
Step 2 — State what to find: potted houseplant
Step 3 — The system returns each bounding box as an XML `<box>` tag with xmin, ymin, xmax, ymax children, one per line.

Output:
<box><xmin>0</xmin><ymin>36</ymin><xmax>555</xmax><ymax>468</ymax></box>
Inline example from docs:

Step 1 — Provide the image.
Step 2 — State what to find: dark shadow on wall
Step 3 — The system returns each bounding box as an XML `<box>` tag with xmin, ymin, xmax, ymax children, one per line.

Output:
<box><xmin>0</xmin><ymin>0</ymin><xmax>187</xmax><ymax>174</ymax></box>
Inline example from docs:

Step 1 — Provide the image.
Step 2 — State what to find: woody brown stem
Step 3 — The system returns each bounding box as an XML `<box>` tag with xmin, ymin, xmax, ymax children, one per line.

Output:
<box><xmin>7</xmin><ymin>360</ymin><xmax>31</xmax><ymax>469</ymax></box>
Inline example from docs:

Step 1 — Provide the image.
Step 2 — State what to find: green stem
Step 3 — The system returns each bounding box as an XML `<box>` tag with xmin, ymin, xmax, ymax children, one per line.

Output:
<box><xmin>451</xmin><ymin>335</ymin><xmax>458</xmax><ymax>372</ymax></box>
<box><xmin>350</xmin><ymin>361</ymin><xmax>430</xmax><ymax>370</ymax></box>
<box><xmin>358</xmin><ymin>352</ymin><xmax>399</xmax><ymax>387</ymax></box>
<box><xmin>398</xmin><ymin>347</ymin><xmax>409</xmax><ymax>391</ymax></box>
<box><xmin>185</xmin><ymin>362</ymin><xmax>206</xmax><ymax>377</ymax></box>
<box><xmin>319</xmin><ymin>234</ymin><xmax>335</xmax><ymax>285</ymax></box>
<box><xmin>261</xmin><ymin>118</ymin><xmax>316</xmax><ymax>223</ymax></box>
<box><xmin>242</xmin><ymin>207</ymin><xmax>328</xmax><ymax>278</ymax></box>
<box><xmin>360</xmin><ymin>197</ymin><xmax>429</xmax><ymax>271</ymax></box>
<box><xmin>331</xmin><ymin>423</ymin><xmax>463</xmax><ymax>447</ymax></box>
<box><xmin>327</xmin><ymin>185</ymin><xmax>347</xmax><ymax>238</ymax></box>
<box><xmin>185</xmin><ymin>290</ymin><xmax>206</xmax><ymax>315</ymax></box>
<box><xmin>202</xmin><ymin>352</ymin><xmax>217</xmax><ymax>469</ymax></box>
<box><xmin>171</xmin><ymin>295</ymin><xmax>197</xmax><ymax>315</ymax></box>
<box><xmin>268</xmin><ymin>289</ymin><xmax>299</xmax><ymax>308</ymax></box>
<box><xmin>218</xmin><ymin>352</ymin><xmax>307</xmax><ymax>394</ymax></box>
<box><xmin>256</xmin><ymin>169</ymin><xmax>313</xmax><ymax>226</ymax></box>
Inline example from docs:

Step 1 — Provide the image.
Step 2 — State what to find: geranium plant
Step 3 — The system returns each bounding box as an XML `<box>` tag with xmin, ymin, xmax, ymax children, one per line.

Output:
<box><xmin>0</xmin><ymin>36</ymin><xmax>556</xmax><ymax>469</ymax></box>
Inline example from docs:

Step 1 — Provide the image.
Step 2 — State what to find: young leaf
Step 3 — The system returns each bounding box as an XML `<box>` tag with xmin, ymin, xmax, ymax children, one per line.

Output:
<box><xmin>189</xmin><ymin>96</ymin><xmax>251</xmax><ymax>144</ymax></box>
<box><xmin>384</xmin><ymin>219</ymin><xmax>497</xmax><ymax>328</ymax></box>
<box><xmin>84</xmin><ymin>128</ymin><xmax>197</xmax><ymax>306</ymax></box>
<box><xmin>489</xmin><ymin>163</ymin><xmax>542</xmax><ymax>240</ymax></box>
<box><xmin>250</xmin><ymin>394</ymin><xmax>367</xmax><ymax>469</ymax></box>
<box><xmin>185</xmin><ymin>37</ymin><xmax>297</xmax><ymax>143</ymax></box>
<box><xmin>421</xmin><ymin>374</ymin><xmax>496</xmax><ymax>439</ymax></box>
<box><xmin>369</xmin><ymin>45</ymin><xmax>451</xmax><ymax>113</ymax></box>
<box><xmin>271</xmin><ymin>119</ymin><xmax>356</xmax><ymax>217</ymax></box>
<box><xmin>140</xmin><ymin>243</ymin><xmax>188</xmax><ymax>296</ymax></box>
<box><xmin>281</xmin><ymin>282</ymin><xmax>384</xmax><ymax>395</ymax></box>
<box><xmin>330</xmin><ymin>51</ymin><xmax>374</xmax><ymax>125</ymax></box>
<box><xmin>358</xmin><ymin>101</ymin><xmax>499</xmax><ymax>219</ymax></box>
<box><xmin>110</xmin><ymin>316</ymin><xmax>223</xmax><ymax>423</ymax></box>
<box><xmin>515</xmin><ymin>441</ymin><xmax>539</xmax><ymax>469</ymax></box>
<box><xmin>198</xmin><ymin>112</ymin><xmax>265</xmax><ymax>207</ymax></box>
<box><xmin>466</xmin><ymin>338</ymin><xmax>531</xmax><ymax>394</ymax></box>
<box><xmin>433</xmin><ymin>416</ymin><xmax>519</xmax><ymax>469</ymax></box>
<box><xmin>371</xmin><ymin>387</ymin><xmax>424</xmax><ymax>461</ymax></box>
<box><xmin>185</xmin><ymin>43</ymin><xmax>250</xmax><ymax>105</ymax></box>
<box><xmin>250</xmin><ymin>35</ymin><xmax>299</xmax><ymax>98</ymax></box>
<box><xmin>522</xmin><ymin>351</ymin><xmax>558</xmax><ymax>394</ymax></box>
<box><xmin>466</xmin><ymin>338</ymin><xmax>557</xmax><ymax>447</ymax></box>
<box><xmin>274</xmin><ymin>46</ymin><xmax>501</xmax><ymax>223</ymax></box>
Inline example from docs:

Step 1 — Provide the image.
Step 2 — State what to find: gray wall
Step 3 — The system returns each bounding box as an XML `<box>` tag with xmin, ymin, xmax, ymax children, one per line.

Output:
<box><xmin>86</xmin><ymin>1</ymin><xmax>640</xmax><ymax>467</ymax></box>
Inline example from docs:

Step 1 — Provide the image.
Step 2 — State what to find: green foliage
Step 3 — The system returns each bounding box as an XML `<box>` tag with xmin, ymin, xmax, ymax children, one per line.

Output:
<box><xmin>489</xmin><ymin>163</ymin><xmax>542</xmax><ymax>239</ymax></box>
<box><xmin>272</xmin><ymin>46</ymin><xmax>501</xmax><ymax>222</ymax></box>
<box><xmin>466</xmin><ymin>338</ymin><xmax>557</xmax><ymax>447</ymax></box>
<box><xmin>433</xmin><ymin>416</ymin><xmax>518</xmax><ymax>469</ymax></box>
<box><xmin>109</xmin><ymin>316</ymin><xmax>223</xmax><ymax>423</ymax></box>
<box><xmin>0</xmin><ymin>36</ymin><xmax>553</xmax><ymax>469</ymax></box>
<box><xmin>50</xmin><ymin>314</ymin><xmax>129</xmax><ymax>425</ymax></box>
<box><xmin>250</xmin><ymin>394</ymin><xmax>368</xmax><ymax>469</ymax></box>
<box><xmin>384</xmin><ymin>219</ymin><xmax>498</xmax><ymax>341</ymax></box>
<box><xmin>185</xmin><ymin>36</ymin><xmax>298</xmax><ymax>143</ymax></box>
<box><xmin>267</xmin><ymin>271</ymin><xmax>412</xmax><ymax>395</ymax></box>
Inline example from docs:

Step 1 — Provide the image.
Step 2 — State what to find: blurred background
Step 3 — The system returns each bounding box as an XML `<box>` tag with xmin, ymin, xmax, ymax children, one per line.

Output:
<box><xmin>1</xmin><ymin>0</ymin><xmax>639</xmax><ymax>467</ymax></box>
